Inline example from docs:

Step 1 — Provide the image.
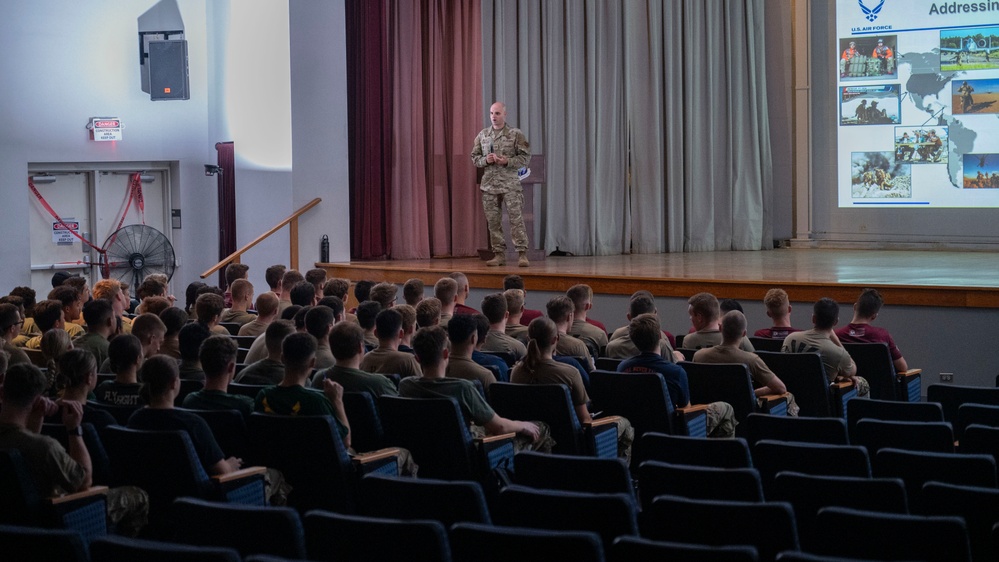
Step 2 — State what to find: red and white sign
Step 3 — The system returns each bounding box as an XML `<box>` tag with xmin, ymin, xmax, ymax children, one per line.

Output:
<box><xmin>53</xmin><ymin>218</ymin><xmax>80</xmax><ymax>244</ymax></box>
<box><xmin>91</xmin><ymin>118</ymin><xmax>122</xmax><ymax>141</ymax></box>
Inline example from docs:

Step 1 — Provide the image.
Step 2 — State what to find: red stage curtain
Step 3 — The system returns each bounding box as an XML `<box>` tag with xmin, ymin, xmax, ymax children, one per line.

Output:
<box><xmin>215</xmin><ymin>141</ymin><xmax>236</xmax><ymax>288</ymax></box>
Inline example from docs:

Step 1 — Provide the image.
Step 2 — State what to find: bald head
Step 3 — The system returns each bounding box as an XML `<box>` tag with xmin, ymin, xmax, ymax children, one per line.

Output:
<box><xmin>490</xmin><ymin>102</ymin><xmax>507</xmax><ymax>129</ymax></box>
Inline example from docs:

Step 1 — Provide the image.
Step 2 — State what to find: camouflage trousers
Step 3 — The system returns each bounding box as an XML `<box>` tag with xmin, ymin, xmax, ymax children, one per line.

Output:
<box><xmin>615</xmin><ymin>416</ymin><xmax>635</xmax><ymax>466</ymax></box>
<box><xmin>706</xmin><ymin>401</ymin><xmax>737</xmax><ymax>438</ymax></box>
<box><xmin>482</xmin><ymin>190</ymin><xmax>529</xmax><ymax>253</ymax></box>
<box><xmin>470</xmin><ymin>421</ymin><xmax>555</xmax><ymax>454</ymax></box>
<box><xmin>106</xmin><ymin>485</ymin><xmax>150</xmax><ymax>537</ymax></box>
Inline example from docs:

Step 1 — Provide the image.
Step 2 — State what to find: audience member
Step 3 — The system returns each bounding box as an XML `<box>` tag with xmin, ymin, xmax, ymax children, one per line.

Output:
<box><xmin>445</xmin><ymin>314</ymin><xmax>497</xmax><ymax>390</ymax></box>
<box><xmin>0</xmin><ymin>303</ymin><xmax>30</xmax><ymax>366</ymax></box>
<box><xmin>184</xmin><ymin>282</ymin><xmax>208</xmax><ymax>321</ymax></box>
<box><xmin>236</xmin><ymin>320</ymin><xmax>293</xmax><ymax>385</ymax></box>
<box><xmin>195</xmin><ymin>292</ymin><xmax>228</xmax><ymax>336</ymax></box>
<box><xmin>502</xmin><ymin>289</ymin><xmax>530</xmax><ymax>344</ymax></box>
<box><xmin>93</xmin><ymin>279</ymin><xmax>132</xmax><ymax>335</ymax></box>
<box><xmin>74</xmin><ymin>299</ymin><xmax>114</xmax><ymax>368</ymax></box>
<box><xmin>221</xmin><ymin>279</ymin><xmax>257</xmax><ymax>326</ymax></box>
<box><xmin>754</xmin><ymin>288</ymin><xmax>801</xmax><ymax>339</ymax></box>
<box><xmin>359</xmin><ymin>308</ymin><xmax>422</xmax><ymax>378</ymax></box>
<box><xmin>368</xmin><ymin>282</ymin><xmax>398</xmax><ymax>310</ymax></box>
<box><xmin>402</xmin><ymin>278</ymin><xmax>424</xmax><ymax>306</ymax></box>
<box><xmin>682</xmin><ymin>292</ymin><xmax>754</xmax><ymax>351</ymax></box>
<box><xmin>135</xmin><ymin>277</ymin><xmax>167</xmax><ymax>315</ymax></box>
<box><xmin>606</xmin><ymin>293</ymin><xmax>680</xmax><ymax>361</ymax></box>
<box><xmin>479</xmin><ymin>292</ymin><xmax>527</xmax><ymax>360</ymax></box>
<box><xmin>223</xmin><ymin>263</ymin><xmax>250</xmax><ymax>308</ymax></box>
<box><xmin>95</xmin><ymin>335</ymin><xmax>144</xmax><ymax>406</ymax></box>
<box><xmin>289</xmin><ymin>280</ymin><xmax>318</xmax><ymax>308</ymax></box>
<box><xmin>47</xmin><ymin>285</ymin><xmax>85</xmax><ymax>338</ymax></box>
<box><xmin>503</xmin><ymin>274</ymin><xmax>542</xmax><ymax>325</ymax></box>
<box><xmin>305</xmin><ymin>268</ymin><xmax>328</xmax><ymax>303</ymax></box>
<box><xmin>546</xmin><ymin>296</ymin><xmax>594</xmax><ymax>372</ymax></box>
<box><xmin>434</xmin><ymin>277</ymin><xmax>459</xmax><ymax>327</ymax></box>
<box><xmin>835</xmin><ymin>288</ymin><xmax>908</xmax><ymax>372</ymax></box>
<box><xmin>782</xmin><ymin>298</ymin><xmax>867</xmax><ymax>396</ymax></box>
<box><xmin>277</xmin><ymin>270</ymin><xmax>305</xmax><ymax>314</ymax></box>
<box><xmin>353</xmin><ymin>280</ymin><xmax>376</xmax><ymax>309</ymax></box>
<box><xmin>158</xmin><ymin>306</ymin><xmax>188</xmax><ymax>359</ymax></box>
<box><xmin>239</xmin><ymin>291</ymin><xmax>278</xmax><ymax>337</ymax></box>
<box><xmin>312</xmin><ymin>322</ymin><xmax>397</xmax><ymax>396</ymax></box>
<box><xmin>56</xmin><ymin>349</ymin><xmax>117</xmax><ymax>429</ymax></box>
<box><xmin>395</xmin><ymin>304</ymin><xmax>417</xmax><ymax>353</ymax></box>
<box><xmin>177</xmin><ymin>322</ymin><xmax>210</xmax><ymax>382</ymax></box>
<box><xmin>566</xmin><ymin>284</ymin><xmax>609</xmax><ymax>353</ymax></box>
<box><xmin>415</xmin><ymin>298</ymin><xmax>442</xmax><ymax>328</ymax></box>
<box><xmin>182</xmin><ymin>335</ymin><xmax>253</xmax><ymax>417</ymax></box>
<box><xmin>355</xmin><ymin>301</ymin><xmax>381</xmax><ymax>349</ymax></box>
<box><xmin>448</xmin><ymin>272</ymin><xmax>478</xmax><ymax>315</ymax></box>
<box><xmin>305</xmin><ymin>305</ymin><xmax>336</xmax><ymax>369</ymax></box>
<box><xmin>323</xmin><ymin>277</ymin><xmax>358</xmax><ymax>324</ymax></box>
<box><xmin>265</xmin><ymin>264</ymin><xmax>287</xmax><ymax>300</ymax></box>
<box><xmin>23</xmin><ymin>299</ymin><xmax>66</xmax><ymax>350</ymax></box>
<box><xmin>471</xmin><ymin>314</ymin><xmax>510</xmax><ymax>382</ymax></box>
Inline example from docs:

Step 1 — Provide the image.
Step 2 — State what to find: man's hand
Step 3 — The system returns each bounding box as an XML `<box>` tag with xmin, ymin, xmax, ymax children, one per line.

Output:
<box><xmin>518</xmin><ymin>421</ymin><xmax>541</xmax><ymax>442</ymax></box>
<box><xmin>323</xmin><ymin>379</ymin><xmax>345</xmax><ymax>405</ymax></box>
<box><xmin>225</xmin><ymin>456</ymin><xmax>244</xmax><ymax>471</ymax></box>
<box><xmin>497</xmin><ymin>155</ymin><xmax>508</xmax><ymax>166</ymax></box>
<box><xmin>486</xmin><ymin>153</ymin><xmax>496</xmax><ymax>164</ymax></box>
<box><xmin>59</xmin><ymin>399</ymin><xmax>84</xmax><ymax>429</ymax></box>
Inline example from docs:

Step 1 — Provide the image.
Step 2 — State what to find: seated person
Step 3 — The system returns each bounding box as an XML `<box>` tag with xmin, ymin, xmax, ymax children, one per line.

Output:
<box><xmin>402</xmin><ymin>278</ymin><xmax>424</xmax><ymax>306</ymax></box>
<box><xmin>0</xmin><ymin>303</ymin><xmax>30</xmax><ymax>366</ymax></box>
<box><xmin>98</xmin><ymin>314</ymin><xmax>165</xmax><ymax>374</ymax></box>
<box><xmin>222</xmin><ymin>263</ymin><xmax>250</xmax><ymax>308</ymax></box>
<box><xmin>128</xmin><ymin>355</ymin><xmax>243</xmax><ymax>475</ymax></box>
<box><xmin>619</xmin><ymin>314</ymin><xmax>737</xmax><ymax>437</ymax></box>
<box><xmin>9</xmin><ymin>286</ymin><xmax>39</xmax><ymax>345</ymax></box>
<box><xmin>182</xmin><ymin>335</ymin><xmax>254</xmax><ymax>417</ymax></box>
<box><xmin>289</xmin><ymin>280</ymin><xmax>318</xmax><ymax>308</ymax></box>
<box><xmin>434</xmin><ymin>277</ymin><xmax>459</xmax><ymax>328</ymax></box>
<box><xmin>139</xmin><ymin>296</ymin><xmax>172</xmax><ymax>317</ymax></box>
<box><xmin>479</xmin><ymin>293</ymin><xmax>527</xmax><ymax>361</ymax></box>
<box><xmin>220</xmin><ymin>279</ymin><xmax>257</xmax><ymax>326</ymax></box>
<box><xmin>356</xmin><ymin>301</ymin><xmax>381</xmax><ymax>349</ymax></box>
<box><xmin>134</xmin><ymin>277</ymin><xmax>167</xmax><ymax>315</ymax></box>
<box><xmin>23</xmin><ymin>299</ymin><xmax>66</xmax><ymax>350</ymax></box>
<box><xmin>0</xmin><ymin>363</ymin><xmax>148</xmax><ymax>535</ymax></box>
<box><xmin>511</xmin><ymin>317</ymin><xmax>631</xmax><ymax>460</ymax></box>
<box><xmin>265</xmin><ymin>264</ymin><xmax>286</xmax><ymax>301</ymax></box>
<box><xmin>158</xmin><ymin>307</ymin><xmax>187</xmax><ymax>359</ymax></box>
<box><xmin>305</xmin><ymin>268</ymin><xmax>327</xmax><ymax>304</ymax></box>
<box><xmin>502</xmin><ymin>289</ymin><xmax>530</xmax><ymax>344</ymax></box>
<box><xmin>445</xmin><ymin>314</ymin><xmax>498</xmax><ymax>391</ymax></box>
<box><xmin>305</xmin><ymin>305</ymin><xmax>336</xmax><ymax>369</ymax></box>
<box><xmin>195</xmin><ymin>293</ymin><xmax>229</xmax><ymax>336</ymax></box>
<box><xmin>606</xmin><ymin>293</ymin><xmax>680</xmax><ymax>361</ymax></box>
<box><xmin>47</xmin><ymin>285</ymin><xmax>85</xmax><ymax>339</ymax></box>
<box><xmin>177</xmin><ymin>322</ymin><xmax>210</xmax><ymax>382</ymax></box>
<box><xmin>368</xmin><ymin>282</ymin><xmax>398</xmax><ymax>311</ymax></box>
<box><xmin>92</xmin><ymin>279</ymin><xmax>132</xmax><ymax>335</ymax></box>
<box><xmin>312</xmin><ymin>322</ymin><xmax>398</xmax><ymax>397</ymax></box>
<box><xmin>546</xmin><ymin>296</ymin><xmax>594</xmax><ymax>372</ymax></box>
<box><xmin>693</xmin><ymin>311</ymin><xmax>799</xmax><ymax>416</ymax></box>
<box><xmin>449</xmin><ymin>272</ymin><xmax>478</xmax><ymax>315</ymax></box>
<box><xmin>277</xmin><ymin>270</ymin><xmax>306</xmax><ymax>314</ymax></box>
<box><xmin>359</xmin><ymin>308</ymin><xmax>422</xmax><ymax>379</ymax></box>
<box><xmin>239</xmin><ymin>292</ymin><xmax>279</xmax><ymax>337</ymax></box>
<box><xmin>56</xmin><ymin>349</ymin><xmax>118</xmax><ymax>429</ymax></box>
<box><xmin>835</xmin><ymin>288</ymin><xmax>908</xmax><ymax>373</ymax></box>
<box><xmin>236</xmin><ymin>320</ymin><xmax>294</xmax><ymax>386</ymax></box>
<box><xmin>782</xmin><ymin>298</ymin><xmax>868</xmax><ymax>396</ymax></box>
<box><xmin>322</xmin><ymin>277</ymin><xmax>358</xmax><ymax>324</ymax></box>
<box><xmin>566</xmin><ymin>284</ymin><xmax>609</xmax><ymax>353</ymax></box>
<box><xmin>400</xmin><ymin>326</ymin><xmax>550</xmax><ymax>452</ymax></box>
<box><xmin>94</xmin><ymin>335</ymin><xmax>144</xmax><ymax>407</ymax></box>
<box><xmin>41</xmin><ymin>329</ymin><xmax>74</xmax><ymax>388</ymax></box>
<box><xmin>394</xmin><ymin>304</ymin><xmax>417</xmax><ymax>353</ymax></box>
<box><xmin>504</xmin><ymin>274</ymin><xmax>542</xmax><ymax>325</ymax></box>
<box><xmin>415</xmin><ymin>298</ymin><xmax>442</xmax><ymax>328</ymax></box>
<box><xmin>682</xmin><ymin>292</ymin><xmax>754</xmax><ymax>351</ymax></box>
<box><xmin>243</xmin><ymin>305</ymin><xmax>301</xmax><ymax>368</ymax></box>
<box><xmin>754</xmin><ymin>288</ymin><xmax>801</xmax><ymax>340</ymax></box>
<box><xmin>74</xmin><ymin>299</ymin><xmax>115</xmax><ymax>369</ymax></box>
<box><xmin>471</xmin><ymin>314</ymin><xmax>510</xmax><ymax>382</ymax></box>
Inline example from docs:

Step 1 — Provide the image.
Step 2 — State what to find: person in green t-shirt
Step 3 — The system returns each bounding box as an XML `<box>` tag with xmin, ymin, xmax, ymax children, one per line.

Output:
<box><xmin>182</xmin><ymin>335</ymin><xmax>253</xmax><ymax>417</ymax></box>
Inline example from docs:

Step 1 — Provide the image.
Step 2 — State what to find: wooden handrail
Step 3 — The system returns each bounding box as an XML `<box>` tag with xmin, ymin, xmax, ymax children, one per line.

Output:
<box><xmin>200</xmin><ymin>197</ymin><xmax>322</xmax><ymax>279</ymax></box>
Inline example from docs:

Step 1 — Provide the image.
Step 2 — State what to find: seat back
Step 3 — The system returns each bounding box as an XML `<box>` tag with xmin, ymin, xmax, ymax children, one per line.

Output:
<box><xmin>488</xmin><ymin>382</ymin><xmax>586</xmax><ymax>455</ymax></box>
<box><xmin>637</xmin><ymin>461</ymin><xmax>763</xmax><ymax>509</ymax></box>
<box><xmin>874</xmin><ymin>448</ymin><xmax>998</xmax><ymax>512</ymax></box>
<box><xmin>853</xmin><ymin>419</ymin><xmax>955</xmax><ymax>455</ymax></box>
<box><xmin>842</xmin><ymin>342</ymin><xmax>898</xmax><ymax>400</ymax></box>
<box><xmin>680</xmin><ymin>362</ymin><xmax>757</xmax><ymax>422</ymax></box>
<box><xmin>922</xmin><ymin>481</ymin><xmax>999</xmax><ymax>562</ymax></box>
<box><xmin>594</xmin><ymin>357</ymin><xmax>622</xmax><ymax>371</ymax></box>
<box><xmin>171</xmin><ymin>497</ymin><xmax>306</xmax><ymax>559</ymax></box>
<box><xmin>0</xmin><ymin>449</ymin><xmax>48</xmax><ymax>527</ymax></box>
<box><xmin>342</xmin><ymin>391</ymin><xmax>385</xmax><ymax>452</ymax></box>
<box><xmin>643</xmin><ymin>495</ymin><xmax>798</xmax><ymax>562</ymax></box>
<box><xmin>927</xmin><ymin>384</ymin><xmax>999</xmax><ymax>423</ymax></box>
<box><xmin>480</xmin><ymin>350</ymin><xmax>516</xmax><ymax>368</ymax></box>
<box><xmin>756</xmin><ymin>351</ymin><xmax>835</xmax><ymax>417</ymax></box>
<box><xmin>846</xmin><ymin>398</ymin><xmax>944</xmax><ymax>442</ymax></box>
<box><xmin>377</xmin><ymin>395</ymin><xmax>478</xmax><ymax>481</ymax></box>
<box><xmin>359</xmin><ymin>474</ymin><xmax>491</xmax><ymax>526</ymax></box>
<box><xmin>449</xmin><ymin>522</ymin><xmax>605</xmax><ymax>562</ymax></box>
<box><xmin>956</xmin><ymin>404</ymin><xmax>999</xmax><ymax>441</ymax></box>
<box><xmin>752</xmin><ymin>440</ymin><xmax>871</xmax><ymax>496</ymax></box>
<box><xmin>91</xmin><ymin>535</ymin><xmax>242</xmax><ymax>562</ymax></box>
<box><xmin>960</xmin><ymin>423</ymin><xmax>999</xmax><ymax>466</ymax></box>
<box><xmin>304</xmin><ymin>511</ymin><xmax>451</xmax><ymax>562</ymax></box>
<box><xmin>745</xmin><ymin>413</ymin><xmax>849</xmax><ymax>446</ymax></box>
<box><xmin>513</xmin><ymin>451</ymin><xmax>633</xmax><ymax>498</ymax></box>
<box><xmin>769</xmin><ymin>471</ymin><xmax>908</xmax><ymax>551</ymax></box>
<box><xmin>609</xmin><ymin>536</ymin><xmax>759</xmax><ymax>562</ymax></box>
<box><xmin>748</xmin><ymin>336</ymin><xmax>784</xmax><ymax>352</ymax></box>
<box><xmin>589</xmin><ymin>370</ymin><xmax>702</xmax><ymax>451</ymax></box>
<box><xmin>86</xmin><ymin>400</ymin><xmax>140</xmax><ymax>426</ymax></box>
<box><xmin>228</xmin><ymin>382</ymin><xmax>267</xmax><ymax>399</ymax></box>
<box><xmin>0</xmin><ymin>525</ymin><xmax>88</xmax><ymax>562</ymax></box>
<box><xmin>246</xmin><ymin>413</ymin><xmax>356</xmax><ymax>513</ymax></box>
<box><xmin>812</xmin><ymin>506</ymin><xmax>971</xmax><ymax>562</ymax></box>
<box><xmin>174</xmin><ymin>379</ymin><xmax>206</xmax><ymax>406</ymax></box>
<box><xmin>494</xmin><ymin>484</ymin><xmax>638</xmax><ymax>549</ymax></box>
<box><xmin>182</xmin><ymin>408</ymin><xmax>248</xmax><ymax>460</ymax></box>
<box><xmin>41</xmin><ymin>422</ymin><xmax>111</xmax><ymax>486</ymax></box>
<box><xmin>640</xmin><ymin>433</ymin><xmax>752</xmax><ymax>468</ymax></box>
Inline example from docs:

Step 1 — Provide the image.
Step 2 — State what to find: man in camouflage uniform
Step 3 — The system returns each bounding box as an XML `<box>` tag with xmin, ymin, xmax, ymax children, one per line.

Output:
<box><xmin>471</xmin><ymin>101</ymin><xmax>532</xmax><ymax>267</ymax></box>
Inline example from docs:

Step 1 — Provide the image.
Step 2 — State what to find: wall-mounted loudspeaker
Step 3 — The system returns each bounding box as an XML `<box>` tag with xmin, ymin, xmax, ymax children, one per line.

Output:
<box><xmin>148</xmin><ymin>39</ymin><xmax>189</xmax><ymax>101</ymax></box>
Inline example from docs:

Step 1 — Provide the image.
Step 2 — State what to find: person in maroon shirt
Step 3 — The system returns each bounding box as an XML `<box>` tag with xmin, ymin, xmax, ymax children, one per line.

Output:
<box><xmin>449</xmin><ymin>272</ymin><xmax>479</xmax><ymax>315</ymax></box>
<box><xmin>754</xmin><ymin>288</ymin><xmax>802</xmax><ymax>340</ymax></box>
<box><xmin>835</xmin><ymin>288</ymin><xmax>907</xmax><ymax>373</ymax></box>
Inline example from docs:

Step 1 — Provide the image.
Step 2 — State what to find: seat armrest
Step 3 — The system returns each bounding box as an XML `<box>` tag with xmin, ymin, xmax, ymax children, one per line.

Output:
<box><xmin>831</xmin><ymin>381</ymin><xmax>855</xmax><ymax>391</ymax></box>
<box><xmin>476</xmin><ymin>432</ymin><xmax>517</xmax><ymax>444</ymax></box>
<box><xmin>211</xmin><ymin>466</ymin><xmax>267</xmax><ymax>484</ymax></box>
<box><xmin>49</xmin><ymin>485</ymin><xmax>109</xmax><ymax>505</ymax></box>
<box><xmin>761</xmin><ymin>392</ymin><xmax>791</xmax><ymax>403</ymax></box>
<box><xmin>677</xmin><ymin>404</ymin><xmax>711</xmax><ymax>414</ymax></box>
<box><xmin>353</xmin><ymin>447</ymin><xmax>401</xmax><ymax>464</ymax></box>
<box><xmin>898</xmin><ymin>368</ymin><xmax>921</xmax><ymax>377</ymax></box>
<box><xmin>583</xmin><ymin>415</ymin><xmax>622</xmax><ymax>429</ymax></box>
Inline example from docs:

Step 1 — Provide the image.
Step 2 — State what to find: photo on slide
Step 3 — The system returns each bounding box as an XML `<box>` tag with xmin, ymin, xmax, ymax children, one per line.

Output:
<box><xmin>951</xmin><ymin>78</ymin><xmax>999</xmax><ymax>114</ymax></box>
<box><xmin>940</xmin><ymin>27</ymin><xmax>999</xmax><ymax>72</ymax></box>
<box><xmin>838</xmin><ymin>35</ymin><xmax>897</xmax><ymax>81</ymax></box>
<box><xmin>962</xmin><ymin>154</ymin><xmax>999</xmax><ymax>188</ymax></box>
<box><xmin>851</xmin><ymin>152</ymin><xmax>912</xmax><ymax>199</ymax></box>
<box><xmin>894</xmin><ymin>126</ymin><xmax>947</xmax><ymax>164</ymax></box>
<box><xmin>840</xmin><ymin>85</ymin><xmax>901</xmax><ymax>125</ymax></box>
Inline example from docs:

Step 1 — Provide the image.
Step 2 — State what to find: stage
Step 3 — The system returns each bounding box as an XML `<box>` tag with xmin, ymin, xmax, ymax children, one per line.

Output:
<box><xmin>320</xmin><ymin>248</ymin><xmax>999</xmax><ymax>309</ymax></box>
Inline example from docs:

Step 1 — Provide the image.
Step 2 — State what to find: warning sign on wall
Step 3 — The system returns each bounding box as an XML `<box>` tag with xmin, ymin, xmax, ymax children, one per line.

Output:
<box><xmin>53</xmin><ymin>218</ymin><xmax>80</xmax><ymax>244</ymax></box>
<box><xmin>90</xmin><ymin>118</ymin><xmax>122</xmax><ymax>141</ymax></box>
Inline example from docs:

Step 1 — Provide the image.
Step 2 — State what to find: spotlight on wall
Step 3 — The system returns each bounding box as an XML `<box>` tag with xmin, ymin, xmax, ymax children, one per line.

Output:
<box><xmin>204</xmin><ymin>165</ymin><xmax>223</xmax><ymax>177</ymax></box>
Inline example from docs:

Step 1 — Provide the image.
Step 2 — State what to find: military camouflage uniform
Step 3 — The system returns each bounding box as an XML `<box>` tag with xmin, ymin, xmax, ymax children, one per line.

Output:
<box><xmin>471</xmin><ymin>124</ymin><xmax>532</xmax><ymax>253</ymax></box>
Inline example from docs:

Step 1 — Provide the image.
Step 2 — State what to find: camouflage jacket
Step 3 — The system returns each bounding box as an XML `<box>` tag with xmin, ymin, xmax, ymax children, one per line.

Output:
<box><xmin>471</xmin><ymin>124</ymin><xmax>531</xmax><ymax>194</ymax></box>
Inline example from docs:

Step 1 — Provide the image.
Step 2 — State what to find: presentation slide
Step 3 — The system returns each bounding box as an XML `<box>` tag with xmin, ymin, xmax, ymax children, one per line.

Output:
<box><xmin>837</xmin><ymin>0</ymin><xmax>999</xmax><ymax>207</ymax></box>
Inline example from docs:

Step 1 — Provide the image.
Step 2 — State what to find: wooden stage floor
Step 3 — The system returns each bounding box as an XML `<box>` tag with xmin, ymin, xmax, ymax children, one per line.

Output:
<box><xmin>320</xmin><ymin>248</ymin><xmax>999</xmax><ymax>309</ymax></box>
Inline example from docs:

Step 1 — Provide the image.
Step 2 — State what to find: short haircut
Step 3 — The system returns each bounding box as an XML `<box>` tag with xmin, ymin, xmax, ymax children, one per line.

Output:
<box><xmin>185</xmin><ymin>282</ymin><xmax>208</xmax><ymax>312</ymax></box>
<box><xmin>138</xmin><ymin>277</ymin><xmax>166</xmax><ymax>299</ymax></box>
<box><xmin>546</xmin><ymin>296</ymin><xmax>574</xmax><ymax>324</ymax></box>
<box><xmin>289</xmin><ymin>281</ymin><xmax>317</xmax><ymax>307</ymax></box>
<box><xmin>448</xmin><ymin>272</ymin><xmax>469</xmax><ymax>290</ymax></box>
<box><xmin>9</xmin><ymin>286</ymin><xmax>37</xmax><ymax>315</ymax></box>
<box><xmin>480</xmin><ymin>293</ymin><xmax>508</xmax><ymax>324</ymax></box>
<box><xmin>374</xmin><ymin>308</ymin><xmax>403</xmax><ymax>340</ymax></box>
<box><xmin>688</xmin><ymin>292</ymin><xmax>720</xmax><ymax>322</ymax></box>
<box><xmin>230</xmin><ymin>279</ymin><xmax>253</xmax><ymax>302</ymax></box>
<box><xmin>82</xmin><ymin>299</ymin><xmax>114</xmax><ymax>328</ymax></box>
<box><xmin>0</xmin><ymin>303</ymin><xmax>21</xmax><ymax>331</ymax></box>
<box><xmin>356</xmin><ymin>301</ymin><xmax>381</xmax><ymax>330</ymax></box>
<box><xmin>281</xmin><ymin>305</ymin><xmax>303</xmax><ymax>321</ymax></box>
<box><xmin>631</xmin><ymin>290</ymin><xmax>655</xmax><ymax>300</ymax></box>
<box><xmin>48</xmin><ymin>285</ymin><xmax>79</xmax><ymax>309</ymax></box>
<box><xmin>720</xmin><ymin>299</ymin><xmax>744</xmax><ymax>314</ymax></box>
<box><xmin>720</xmin><ymin>310</ymin><xmax>747</xmax><ymax>342</ymax></box>
<box><xmin>2</xmin><ymin>363</ymin><xmax>48</xmax><ymax>407</ymax></box>
<box><xmin>447</xmin><ymin>313</ymin><xmax>478</xmax><ymax>346</ymax></box>
<box><xmin>402</xmin><ymin>278</ymin><xmax>424</xmax><ymax>306</ymax></box>
<box><xmin>131</xmin><ymin>313</ymin><xmax>167</xmax><ymax>342</ymax></box>
<box><xmin>195</xmin><ymin>293</ymin><xmax>225</xmax><ymax>324</ymax></box>
<box><xmin>265</xmin><ymin>320</ymin><xmax>296</xmax><ymax>355</ymax></box>
<box><xmin>305</xmin><ymin>268</ymin><xmax>327</xmax><ymax>288</ymax></box>
<box><xmin>763</xmin><ymin>288</ymin><xmax>789</xmax><ymax>316</ymax></box>
<box><xmin>142</xmin><ymin>296</ymin><xmax>172</xmax><ymax>317</ymax></box>
<box><xmin>196</xmin><ymin>285</ymin><xmax>224</xmax><ymax>298</ymax></box>
<box><xmin>412</xmin><ymin>326</ymin><xmax>448</xmax><ymax>368</ymax></box>
<box><xmin>33</xmin><ymin>300</ymin><xmax>64</xmax><ymax>332</ymax></box>
<box><xmin>415</xmin><ymin>298</ymin><xmax>442</xmax><ymax>327</ymax></box>
<box><xmin>140</xmin><ymin>355</ymin><xmax>179</xmax><ymax>399</ymax></box>
<box><xmin>225</xmin><ymin>263</ymin><xmax>249</xmax><ymax>285</ymax></box>
<box><xmin>473</xmin><ymin>314</ymin><xmax>490</xmax><ymax>344</ymax></box>
<box><xmin>281</xmin><ymin>270</ymin><xmax>306</xmax><ymax>293</ymax></box>
<box><xmin>395</xmin><ymin>304</ymin><xmax>416</xmax><ymax>334</ymax></box>
<box><xmin>323</xmin><ymin>278</ymin><xmax>350</xmax><ymax>299</ymax></box>
<box><xmin>282</xmin><ymin>332</ymin><xmax>317</xmax><ymax>370</ymax></box>
<box><xmin>179</xmin><ymin>322</ymin><xmax>212</xmax><ymax>362</ymax></box>
<box><xmin>354</xmin><ymin>280</ymin><xmax>375</xmax><ymax>303</ymax></box>
<box><xmin>330</xmin><ymin>322</ymin><xmax>365</xmax><ymax>360</ymax></box>
<box><xmin>566</xmin><ymin>284</ymin><xmax>592</xmax><ymax>313</ymax></box>
<box><xmin>304</xmin><ymin>306</ymin><xmax>334</xmax><ymax>340</ymax></box>
<box><xmin>200</xmin><ymin>335</ymin><xmax>238</xmax><ymax>378</ymax></box>
<box><xmin>255</xmin><ymin>292</ymin><xmax>280</xmax><ymax>316</ymax></box>
<box><xmin>265</xmin><ymin>264</ymin><xmax>287</xmax><ymax>290</ymax></box>
<box><xmin>108</xmin><ymin>334</ymin><xmax>142</xmax><ymax>374</ymax></box>
<box><xmin>293</xmin><ymin>306</ymin><xmax>311</xmax><ymax>331</ymax></box>
<box><xmin>316</xmin><ymin>296</ymin><xmax>345</xmax><ymax>320</ymax></box>
<box><xmin>629</xmin><ymin>313</ymin><xmax>662</xmax><ymax>353</ymax></box>
<box><xmin>855</xmin><ymin>288</ymin><xmax>884</xmax><ymax>318</ymax></box>
<box><xmin>64</xmin><ymin>277</ymin><xmax>89</xmax><ymax>299</ymax></box>
<box><xmin>504</xmin><ymin>289</ymin><xmax>525</xmax><ymax>314</ymax></box>
<box><xmin>368</xmin><ymin>282</ymin><xmax>398</xmax><ymax>310</ymax></box>
<box><xmin>629</xmin><ymin>295</ymin><xmax>656</xmax><ymax>318</ymax></box>
<box><xmin>813</xmin><ymin>298</ymin><xmax>840</xmax><ymax>330</ymax></box>
<box><xmin>503</xmin><ymin>274</ymin><xmax>525</xmax><ymax>291</ymax></box>
<box><xmin>51</xmin><ymin>270</ymin><xmax>77</xmax><ymax>288</ymax></box>
<box><xmin>92</xmin><ymin>279</ymin><xmax>122</xmax><ymax>302</ymax></box>
<box><xmin>434</xmin><ymin>278</ymin><xmax>458</xmax><ymax>305</ymax></box>
<box><xmin>58</xmin><ymin>349</ymin><xmax>96</xmax><ymax>390</ymax></box>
